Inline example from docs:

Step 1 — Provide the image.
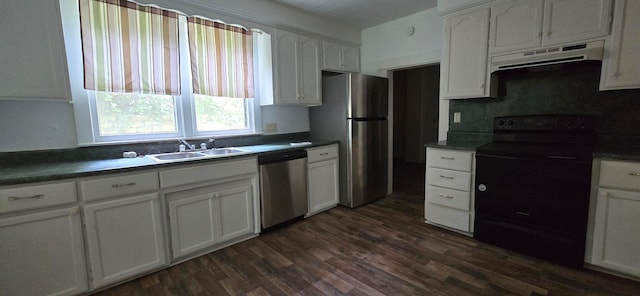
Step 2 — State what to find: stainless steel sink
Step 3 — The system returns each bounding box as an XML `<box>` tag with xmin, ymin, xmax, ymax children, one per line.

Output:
<box><xmin>146</xmin><ymin>147</ymin><xmax>249</xmax><ymax>162</ymax></box>
<box><xmin>199</xmin><ymin>147</ymin><xmax>248</xmax><ymax>156</ymax></box>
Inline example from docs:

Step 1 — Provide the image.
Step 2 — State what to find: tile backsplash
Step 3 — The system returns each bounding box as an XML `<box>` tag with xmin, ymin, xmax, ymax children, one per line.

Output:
<box><xmin>448</xmin><ymin>62</ymin><xmax>640</xmax><ymax>151</ymax></box>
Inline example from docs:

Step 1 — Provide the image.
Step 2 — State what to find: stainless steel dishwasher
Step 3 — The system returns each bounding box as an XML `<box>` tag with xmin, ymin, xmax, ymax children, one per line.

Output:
<box><xmin>258</xmin><ymin>150</ymin><xmax>308</xmax><ymax>229</ymax></box>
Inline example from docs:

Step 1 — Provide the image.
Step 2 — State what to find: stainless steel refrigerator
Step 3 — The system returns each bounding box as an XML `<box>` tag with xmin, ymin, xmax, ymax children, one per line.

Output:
<box><xmin>310</xmin><ymin>73</ymin><xmax>389</xmax><ymax>208</ymax></box>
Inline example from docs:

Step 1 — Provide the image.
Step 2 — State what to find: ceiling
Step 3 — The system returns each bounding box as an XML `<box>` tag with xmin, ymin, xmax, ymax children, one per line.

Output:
<box><xmin>270</xmin><ymin>0</ymin><xmax>438</xmax><ymax>29</ymax></box>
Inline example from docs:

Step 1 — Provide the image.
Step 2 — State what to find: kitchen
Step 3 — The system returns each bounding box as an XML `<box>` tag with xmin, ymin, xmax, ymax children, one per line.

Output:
<box><xmin>1</xmin><ymin>0</ymin><xmax>640</xmax><ymax>295</ymax></box>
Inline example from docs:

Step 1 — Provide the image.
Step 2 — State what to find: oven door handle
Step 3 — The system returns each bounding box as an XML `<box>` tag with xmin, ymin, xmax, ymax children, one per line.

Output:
<box><xmin>476</xmin><ymin>153</ymin><xmax>587</xmax><ymax>163</ymax></box>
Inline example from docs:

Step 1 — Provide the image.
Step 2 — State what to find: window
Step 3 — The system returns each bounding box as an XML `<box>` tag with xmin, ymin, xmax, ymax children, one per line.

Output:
<box><xmin>65</xmin><ymin>0</ymin><xmax>264</xmax><ymax>144</ymax></box>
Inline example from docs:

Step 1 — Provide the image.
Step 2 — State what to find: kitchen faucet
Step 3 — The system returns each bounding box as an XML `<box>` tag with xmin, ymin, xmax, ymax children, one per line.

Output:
<box><xmin>178</xmin><ymin>139</ymin><xmax>195</xmax><ymax>151</ymax></box>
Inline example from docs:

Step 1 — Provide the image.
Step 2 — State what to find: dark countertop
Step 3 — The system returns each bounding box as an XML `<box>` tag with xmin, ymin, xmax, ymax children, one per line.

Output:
<box><xmin>424</xmin><ymin>140</ymin><xmax>489</xmax><ymax>152</ymax></box>
<box><xmin>0</xmin><ymin>139</ymin><xmax>338</xmax><ymax>186</ymax></box>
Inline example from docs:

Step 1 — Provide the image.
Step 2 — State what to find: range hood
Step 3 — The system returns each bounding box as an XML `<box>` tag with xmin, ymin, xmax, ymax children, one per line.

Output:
<box><xmin>490</xmin><ymin>40</ymin><xmax>604</xmax><ymax>73</ymax></box>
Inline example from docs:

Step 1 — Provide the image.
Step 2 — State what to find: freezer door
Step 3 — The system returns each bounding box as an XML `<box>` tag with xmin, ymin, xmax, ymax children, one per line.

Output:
<box><xmin>348</xmin><ymin>74</ymin><xmax>388</xmax><ymax>119</ymax></box>
<box><xmin>348</xmin><ymin>119</ymin><xmax>388</xmax><ymax>207</ymax></box>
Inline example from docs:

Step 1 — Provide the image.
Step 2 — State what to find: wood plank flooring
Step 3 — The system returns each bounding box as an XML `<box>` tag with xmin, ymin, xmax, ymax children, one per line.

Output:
<box><xmin>93</xmin><ymin>193</ymin><xmax>640</xmax><ymax>295</ymax></box>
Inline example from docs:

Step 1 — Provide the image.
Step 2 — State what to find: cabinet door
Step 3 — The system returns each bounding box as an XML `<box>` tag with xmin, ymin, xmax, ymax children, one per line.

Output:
<box><xmin>273</xmin><ymin>30</ymin><xmax>300</xmax><ymax>104</ymax></box>
<box><xmin>542</xmin><ymin>0</ymin><xmax>612</xmax><ymax>46</ymax></box>
<box><xmin>0</xmin><ymin>207</ymin><xmax>87</xmax><ymax>296</ymax></box>
<box><xmin>600</xmin><ymin>0</ymin><xmax>640</xmax><ymax>90</ymax></box>
<box><xmin>489</xmin><ymin>0</ymin><xmax>544</xmax><ymax>53</ymax></box>
<box><xmin>299</xmin><ymin>35</ymin><xmax>322</xmax><ymax>105</ymax></box>
<box><xmin>441</xmin><ymin>8</ymin><xmax>491</xmax><ymax>99</ymax></box>
<box><xmin>167</xmin><ymin>190</ymin><xmax>218</xmax><ymax>259</ymax></box>
<box><xmin>83</xmin><ymin>193</ymin><xmax>166</xmax><ymax>288</ymax></box>
<box><xmin>341</xmin><ymin>46</ymin><xmax>360</xmax><ymax>72</ymax></box>
<box><xmin>307</xmin><ymin>158</ymin><xmax>339</xmax><ymax>216</ymax></box>
<box><xmin>322</xmin><ymin>41</ymin><xmax>342</xmax><ymax>71</ymax></box>
<box><xmin>0</xmin><ymin>0</ymin><xmax>70</xmax><ymax>99</ymax></box>
<box><xmin>216</xmin><ymin>181</ymin><xmax>255</xmax><ymax>242</ymax></box>
<box><xmin>592</xmin><ymin>189</ymin><xmax>640</xmax><ymax>277</ymax></box>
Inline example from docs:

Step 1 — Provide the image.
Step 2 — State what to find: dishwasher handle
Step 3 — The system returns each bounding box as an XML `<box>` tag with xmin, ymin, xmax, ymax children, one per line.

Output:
<box><xmin>258</xmin><ymin>150</ymin><xmax>307</xmax><ymax>165</ymax></box>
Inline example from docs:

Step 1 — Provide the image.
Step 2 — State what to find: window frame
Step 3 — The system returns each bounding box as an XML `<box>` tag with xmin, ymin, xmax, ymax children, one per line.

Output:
<box><xmin>61</xmin><ymin>1</ymin><xmax>262</xmax><ymax>145</ymax></box>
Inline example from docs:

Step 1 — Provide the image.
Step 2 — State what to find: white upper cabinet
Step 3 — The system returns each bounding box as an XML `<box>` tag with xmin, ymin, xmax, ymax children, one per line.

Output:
<box><xmin>0</xmin><ymin>0</ymin><xmax>71</xmax><ymax>100</ymax></box>
<box><xmin>600</xmin><ymin>0</ymin><xmax>640</xmax><ymax>91</ymax></box>
<box><xmin>490</xmin><ymin>0</ymin><xmax>613</xmax><ymax>54</ymax></box>
<box><xmin>542</xmin><ymin>0</ymin><xmax>612</xmax><ymax>46</ymax></box>
<box><xmin>441</xmin><ymin>8</ymin><xmax>493</xmax><ymax>99</ymax></box>
<box><xmin>322</xmin><ymin>41</ymin><xmax>360</xmax><ymax>73</ymax></box>
<box><xmin>490</xmin><ymin>0</ymin><xmax>544</xmax><ymax>53</ymax></box>
<box><xmin>271</xmin><ymin>29</ymin><xmax>321</xmax><ymax>106</ymax></box>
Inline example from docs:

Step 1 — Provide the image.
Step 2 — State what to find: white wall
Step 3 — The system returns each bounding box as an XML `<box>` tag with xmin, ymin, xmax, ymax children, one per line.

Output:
<box><xmin>360</xmin><ymin>7</ymin><xmax>449</xmax><ymax>141</ymax></box>
<box><xmin>437</xmin><ymin>0</ymin><xmax>490</xmax><ymax>15</ymax></box>
<box><xmin>361</xmin><ymin>8</ymin><xmax>443</xmax><ymax>78</ymax></box>
<box><xmin>0</xmin><ymin>0</ymin><xmax>359</xmax><ymax>153</ymax></box>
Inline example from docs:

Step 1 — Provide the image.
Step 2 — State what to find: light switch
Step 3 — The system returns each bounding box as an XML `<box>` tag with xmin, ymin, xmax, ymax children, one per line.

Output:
<box><xmin>453</xmin><ymin>112</ymin><xmax>461</xmax><ymax>123</ymax></box>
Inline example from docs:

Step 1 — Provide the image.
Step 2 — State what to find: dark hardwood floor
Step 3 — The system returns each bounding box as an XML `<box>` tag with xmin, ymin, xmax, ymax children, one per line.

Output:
<box><xmin>94</xmin><ymin>194</ymin><xmax>640</xmax><ymax>296</ymax></box>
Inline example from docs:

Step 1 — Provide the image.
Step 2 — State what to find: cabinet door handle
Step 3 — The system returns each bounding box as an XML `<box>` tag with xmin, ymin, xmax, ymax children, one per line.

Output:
<box><xmin>320</xmin><ymin>152</ymin><xmax>329</xmax><ymax>156</ymax></box>
<box><xmin>439</xmin><ymin>194</ymin><xmax>454</xmax><ymax>199</ymax></box>
<box><xmin>8</xmin><ymin>194</ymin><xmax>44</xmax><ymax>201</ymax></box>
<box><xmin>440</xmin><ymin>157</ymin><xmax>455</xmax><ymax>160</ymax></box>
<box><xmin>112</xmin><ymin>182</ymin><xmax>136</xmax><ymax>188</ymax></box>
<box><xmin>439</xmin><ymin>175</ymin><xmax>454</xmax><ymax>180</ymax></box>
<box><xmin>630</xmin><ymin>172</ymin><xmax>640</xmax><ymax>176</ymax></box>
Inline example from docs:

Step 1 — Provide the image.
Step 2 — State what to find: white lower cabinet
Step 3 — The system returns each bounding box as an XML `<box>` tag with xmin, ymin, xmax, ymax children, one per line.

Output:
<box><xmin>306</xmin><ymin>144</ymin><xmax>340</xmax><ymax>216</ymax></box>
<box><xmin>0</xmin><ymin>207</ymin><xmax>87</xmax><ymax>296</ymax></box>
<box><xmin>590</xmin><ymin>159</ymin><xmax>640</xmax><ymax>277</ymax></box>
<box><xmin>425</xmin><ymin>147</ymin><xmax>475</xmax><ymax>234</ymax></box>
<box><xmin>167</xmin><ymin>178</ymin><xmax>255</xmax><ymax>259</ymax></box>
<box><xmin>83</xmin><ymin>193</ymin><xmax>166</xmax><ymax>288</ymax></box>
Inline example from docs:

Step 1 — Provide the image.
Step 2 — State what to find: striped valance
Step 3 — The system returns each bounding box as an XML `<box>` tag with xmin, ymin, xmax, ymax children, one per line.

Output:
<box><xmin>187</xmin><ymin>17</ymin><xmax>254</xmax><ymax>98</ymax></box>
<box><xmin>79</xmin><ymin>0</ymin><xmax>181</xmax><ymax>95</ymax></box>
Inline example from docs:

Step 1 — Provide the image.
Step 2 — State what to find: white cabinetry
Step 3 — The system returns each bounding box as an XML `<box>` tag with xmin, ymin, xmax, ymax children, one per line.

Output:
<box><xmin>271</xmin><ymin>29</ymin><xmax>322</xmax><ymax>106</ymax></box>
<box><xmin>80</xmin><ymin>172</ymin><xmax>165</xmax><ymax>289</ymax></box>
<box><xmin>590</xmin><ymin>159</ymin><xmax>640</xmax><ymax>277</ymax></box>
<box><xmin>0</xmin><ymin>182</ymin><xmax>87</xmax><ymax>296</ymax></box>
<box><xmin>0</xmin><ymin>0</ymin><xmax>70</xmax><ymax>99</ymax></box>
<box><xmin>441</xmin><ymin>8</ymin><xmax>494</xmax><ymax>99</ymax></box>
<box><xmin>306</xmin><ymin>144</ymin><xmax>340</xmax><ymax>217</ymax></box>
<box><xmin>489</xmin><ymin>0</ymin><xmax>612</xmax><ymax>53</ymax></box>
<box><xmin>322</xmin><ymin>41</ymin><xmax>360</xmax><ymax>73</ymax></box>
<box><xmin>600</xmin><ymin>0</ymin><xmax>640</xmax><ymax>91</ymax></box>
<box><xmin>161</xmin><ymin>157</ymin><xmax>259</xmax><ymax>260</ymax></box>
<box><xmin>425</xmin><ymin>148</ymin><xmax>475</xmax><ymax>234</ymax></box>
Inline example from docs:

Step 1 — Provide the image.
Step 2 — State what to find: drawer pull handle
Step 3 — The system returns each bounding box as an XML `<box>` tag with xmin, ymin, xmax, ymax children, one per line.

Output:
<box><xmin>630</xmin><ymin>172</ymin><xmax>640</xmax><ymax>176</ymax></box>
<box><xmin>320</xmin><ymin>153</ymin><xmax>329</xmax><ymax>156</ymax></box>
<box><xmin>516</xmin><ymin>211</ymin><xmax>530</xmax><ymax>216</ymax></box>
<box><xmin>439</xmin><ymin>175</ymin><xmax>454</xmax><ymax>180</ymax></box>
<box><xmin>112</xmin><ymin>182</ymin><xmax>137</xmax><ymax>188</ymax></box>
<box><xmin>8</xmin><ymin>194</ymin><xmax>44</xmax><ymax>201</ymax></box>
<box><xmin>440</xmin><ymin>157</ymin><xmax>455</xmax><ymax>160</ymax></box>
<box><xmin>439</xmin><ymin>194</ymin><xmax>454</xmax><ymax>199</ymax></box>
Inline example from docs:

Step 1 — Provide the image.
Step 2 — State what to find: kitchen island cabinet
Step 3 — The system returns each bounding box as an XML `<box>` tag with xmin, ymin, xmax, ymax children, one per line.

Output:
<box><xmin>589</xmin><ymin>159</ymin><xmax>640</xmax><ymax>278</ymax></box>
<box><xmin>0</xmin><ymin>182</ymin><xmax>87</xmax><ymax>296</ymax></box>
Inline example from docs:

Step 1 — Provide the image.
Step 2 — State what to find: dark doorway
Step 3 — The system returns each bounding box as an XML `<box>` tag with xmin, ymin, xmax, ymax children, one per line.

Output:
<box><xmin>392</xmin><ymin>64</ymin><xmax>440</xmax><ymax>196</ymax></box>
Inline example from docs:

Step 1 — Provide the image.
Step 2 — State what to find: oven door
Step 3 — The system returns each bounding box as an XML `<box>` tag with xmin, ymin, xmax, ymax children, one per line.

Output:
<box><xmin>474</xmin><ymin>153</ymin><xmax>592</xmax><ymax>267</ymax></box>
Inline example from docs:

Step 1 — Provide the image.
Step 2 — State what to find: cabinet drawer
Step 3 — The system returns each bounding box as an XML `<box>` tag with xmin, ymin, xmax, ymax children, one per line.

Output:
<box><xmin>425</xmin><ymin>202</ymin><xmax>470</xmax><ymax>232</ymax></box>
<box><xmin>307</xmin><ymin>144</ymin><xmax>338</xmax><ymax>163</ymax></box>
<box><xmin>80</xmin><ymin>171</ymin><xmax>159</xmax><ymax>202</ymax></box>
<box><xmin>427</xmin><ymin>168</ymin><xmax>471</xmax><ymax>192</ymax></box>
<box><xmin>600</xmin><ymin>160</ymin><xmax>640</xmax><ymax>191</ymax></box>
<box><xmin>427</xmin><ymin>148</ymin><xmax>473</xmax><ymax>172</ymax></box>
<box><xmin>160</xmin><ymin>157</ymin><xmax>258</xmax><ymax>188</ymax></box>
<box><xmin>0</xmin><ymin>182</ymin><xmax>76</xmax><ymax>214</ymax></box>
<box><xmin>426</xmin><ymin>185</ymin><xmax>470</xmax><ymax>210</ymax></box>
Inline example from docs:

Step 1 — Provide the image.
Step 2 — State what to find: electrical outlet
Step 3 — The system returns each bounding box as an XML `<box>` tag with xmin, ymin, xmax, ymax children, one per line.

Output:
<box><xmin>265</xmin><ymin>123</ymin><xmax>277</xmax><ymax>133</ymax></box>
<box><xmin>453</xmin><ymin>112</ymin><xmax>461</xmax><ymax>123</ymax></box>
